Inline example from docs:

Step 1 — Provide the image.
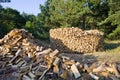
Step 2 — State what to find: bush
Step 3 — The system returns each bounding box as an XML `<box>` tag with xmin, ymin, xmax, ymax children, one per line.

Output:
<box><xmin>107</xmin><ymin>25</ymin><xmax>120</xmax><ymax>40</ymax></box>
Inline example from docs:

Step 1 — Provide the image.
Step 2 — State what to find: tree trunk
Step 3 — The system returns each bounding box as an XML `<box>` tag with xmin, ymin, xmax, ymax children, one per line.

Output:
<box><xmin>81</xmin><ymin>14</ymin><xmax>85</xmax><ymax>30</ymax></box>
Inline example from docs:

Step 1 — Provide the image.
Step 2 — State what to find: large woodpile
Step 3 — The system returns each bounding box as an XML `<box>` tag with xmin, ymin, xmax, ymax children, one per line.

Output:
<box><xmin>0</xmin><ymin>29</ymin><xmax>120</xmax><ymax>80</ymax></box>
<box><xmin>50</xmin><ymin>27</ymin><xmax>104</xmax><ymax>53</ymax></box>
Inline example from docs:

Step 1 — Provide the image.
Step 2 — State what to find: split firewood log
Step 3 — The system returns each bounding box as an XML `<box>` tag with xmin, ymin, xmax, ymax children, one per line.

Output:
<box><xmin>93</xmin><ymin>63</ymin><xmax>107</xmax><ymax>73</ymax></box>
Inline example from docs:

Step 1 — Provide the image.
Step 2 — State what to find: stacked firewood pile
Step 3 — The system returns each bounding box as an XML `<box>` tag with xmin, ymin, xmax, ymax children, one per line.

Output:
<box><xmin>0</xmin><ymin>29</ymin><xmax>120</xmax><ymax>80</ymax></box>
<box><xmin>50</xmin><ymin>27</ymin><xmax>104</xmax><ymax>53</ymax></box>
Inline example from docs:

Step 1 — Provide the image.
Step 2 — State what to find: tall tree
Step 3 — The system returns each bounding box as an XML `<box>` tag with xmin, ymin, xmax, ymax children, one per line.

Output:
<box><xmin>49</xmin><ymin>0</ymin><xmax>88</xmax><ymax>29</ymax></box>
<box><xmin>38</xmin><ymin>0</ymin><xmax>51</xmax><ymax>28</ymax></box>
<box><xmin>0</xmin><ymin>5</ymin><xmax>26</xmax><ymax>38</ymax></box>
<box><xmin>39</xmin><ymin>0</ymin><xmax>109</xmax><ymax>30</ymax></box>
<box><xmin>83</xmin><ymin>0</ymin><xmax>109</xmax><ymax>29</ymax></box>
<box><xmin>99</xmin><ymin>0</ymin><xmax>120</xmax><ymax>39</ymax></box>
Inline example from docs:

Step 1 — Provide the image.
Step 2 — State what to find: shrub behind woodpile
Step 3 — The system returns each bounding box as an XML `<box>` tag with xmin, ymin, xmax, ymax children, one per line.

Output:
<box><xmin>50</xmin><ymin>27</ymin><xmax>104</xmax><ymax>53</ymax></box>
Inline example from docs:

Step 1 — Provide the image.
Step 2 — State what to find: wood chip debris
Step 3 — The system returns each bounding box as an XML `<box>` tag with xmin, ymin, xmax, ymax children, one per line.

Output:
<box><xmin>0</xmin><ymin>29</ymin><xmax>120</xmax><ymax>80</ymax></box>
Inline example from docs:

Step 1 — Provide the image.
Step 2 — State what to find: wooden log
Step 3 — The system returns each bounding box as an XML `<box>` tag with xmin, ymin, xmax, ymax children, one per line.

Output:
<box><xmin>20</xmin><ymin>66</ymin><xmax>30</xmax><ymax>73</ymax></box>
<box><xmin>99</xmin><ymin>71</ymin><xmax>109</xmax><ymax>78</ymax></box>
<box><xmin>53</xmin><ymin>65</ymin><xmax>59</xmax><ymax>73</ymax></box>
<box><xmin>62</xmin><ymin>56</ymin><xmax>70</xmax><ymax>60</ymax></box>
<box><xmin>111</xmin><ymin>63</ymin><xmax>120</xmax><ymax>78</ymax></box>
<box><xmin>60</xmin><ymin>70</ymin><xmax>69</xmax><ymax>80</ymax></box>
<box><xmin>49</xmin><ymin>49</ymin><xmax>59</xmax><ymax>58</ymax></box>
<box><xmin>9</xmin><ymin>49</ymin><xmax>22</xmax><ymax>63</ymax></box>
<box><xmin>38</xmin><ymin>67</ymin><xmax>51</xmax><ymax>80</ymax></box>
<box><xmin>71</xmin><ymin>64</ymin><xmax>81</xmax><ymax>79</ymax></box>
<box><xmin>89</xmin><ymin>72</ymin><xmax>99</xmax><ymax>80</ymax></box>
<box><xmin>17</xmin><ymin>61</ymin><xmax>25</xmax><ymax>67</ymax></box>
<box><xmin>44</xmin><ymin>55</ymin><xmax>54</xmax><ymax>68</ymax></box>
<box><xmin>93</xmin><ymin>63</ymin><xmax>106</xmax><ymax>73</ymax></box>
<box><xmin>34</xmin><ymin>71</ymin><xmax>43</xmax><ymax>76</ymax></box>
<box><xmin>15</xmin><ymin>58</ymin><xmax>22</xmax><ymax>64</ymax></box>
<box><xmin>83</xmin><ymin>64</ymin><xmax>92</xmax><ymax>73</ymax></box>
<box><xmin>64</xmin><ymin>60</ymin><xmax>75</xmax><ymax>66</ymax></box>
<box><xmin>105</xmin><ymin>66</ymin><xmax>114</xmax><ymax>73</ymax></box>
<box><xmin>23</xmin><ymin>75</ymin><xmax>31</xmax><ymax>80</ymax></box>
<box><xmin>28</xmin><ymin>72</ymin><xmax>36</xmax><ymax>78</ymax></box>
<box><xmin>36</xmin><ymin>48</ymin><xmax>52</xmax><ymax>55</ymax></box>
<box><xmin>53</xmin><ymin>57</ymin><xmax>60</xmax><ymax>66</ymax></box>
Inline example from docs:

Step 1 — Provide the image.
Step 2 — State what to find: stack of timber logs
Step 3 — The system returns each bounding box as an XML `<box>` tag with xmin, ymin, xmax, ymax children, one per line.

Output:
<box><xmin>50</xmin><ymin>27</ymin><xmax>104</xmax><ymax>53</ymax></box>
<box><xmin>0</xmin><ymin>29</ymin><xmax>120</xmax><ymax>80</ymax></box>
<box><xmin>0</xmin><ymin>28</ymin><xmax>42</xmax><ymax>58</ymax></box>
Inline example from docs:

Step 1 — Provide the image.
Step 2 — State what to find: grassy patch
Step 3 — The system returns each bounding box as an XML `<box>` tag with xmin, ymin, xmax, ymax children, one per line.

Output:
<box><xmin>93</xmin><ymin>40</ymin><xmax>120</xmax><ymax>62</ymax></box>
<box><xmin>104</xmin><ymin>39</ymin><xmax>120</xmax><ymax>51</ymax></box>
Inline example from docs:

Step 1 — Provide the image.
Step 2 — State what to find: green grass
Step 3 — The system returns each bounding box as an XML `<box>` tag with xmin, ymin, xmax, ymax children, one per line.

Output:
<box><xmin>104</xmin><ymin>39</ymin><xmax>120</xmax><ymax>51</ymax></box>
<box><xmin>93</xmin><ymin>40</ymin><xmax>120</xmax><ymax>62</ymax></box>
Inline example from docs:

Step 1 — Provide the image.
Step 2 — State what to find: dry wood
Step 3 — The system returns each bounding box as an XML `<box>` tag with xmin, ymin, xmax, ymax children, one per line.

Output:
<box><xmin>60</xmin><ymin>70</ymin><xmax>69</xmax><ymax>80</ymax></box>
<box><xmin>36</xmin><ymin>48</ymin><xmax>52</xmax><ymax>55</ymax></box>
<box><xmin>99</xmin><ymin>71</ymin><xmax>109</xmax><ymax>77</ymax></box>
<box><xmin>93</xmin><ymin>63</ymin><xmax>107</xmax><ymax>73</ymax></box>
<box><xmin>111</xmin><ymin>63</ymin><xmax>120</xmax><ymax>78</ymax></box>
<box><xmin>23</xmin><ymin>75</ymin><xmax>31</xmax><ymax>80</ymax></box>
<box><xmin>9</xmin><ymin>49</ymin><xmax>22</xmax><ymax>63</ymax></box>
<box><xmin>64</xmin><ymin>60</ymin><xmax>75</xmax><ymax>65</ymax></box>
<box><xmin>28</xmin><ymin>72</ymin><xmax>36</xmax><ymax>78</ymax></box>
<box><xmin>105</xmin><ymin>66</ymin><xmax>114</xmax><ymax>73</ymax></box>
<box><xmin>53</xmin><ymin>65</ymin><xmax>59</xmax><ymax>73</ymax></box>
<box><xmin>83</xmin><ymin>64</ymin><xmax>92</xmax><ymax>73</ymax></box>
<box><xmin>34</xmin><ymin>71</ymin><xmax>43</xmax><ymax>76</ymax></box>
<box><xmin>49</xmin><ymin>49</ymin><xmax>59</xmax><ymax>58</ymax></box>
<box><xmin>0</xmin><ymin>29</ymin><xmax>119</xmax><ymax>80</ymax></box>
<box><xmin>71</xmin><ymin>64</ymin><xmax>81</xmax><ymax>79</ymax></box>
<box><xmin>53</xmin><ymin>57</ymin><xmax>60</xmax><ymax>66</ymax></box>
<box><xmin>38</xmin><ymin>67</ymin><xmax>51</xmax><ymax>80</ymax></box>
<box><xmin>50</xmin><ymin>27</ymin><xmax>104</xmax><ymax>53</ymax></box>
<box><xmin>89</xmin><ymin>72</ymin><xmax>99</xmax><ymax>80</ymax></box>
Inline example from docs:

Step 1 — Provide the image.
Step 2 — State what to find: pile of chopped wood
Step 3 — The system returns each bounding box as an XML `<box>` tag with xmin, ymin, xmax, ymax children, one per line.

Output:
<box><xmin>0</xmin><ymin>29</ymin><xmax>120</xmax><ymax>80</ymax></box>
<box><xmin>50</xmin><ymin>27</ymin><xmax>104</xmax><ymax>53</ymax></box>
<box><xmin>0</xmin><ymin>28</ymin><xmax>43</xmax><ymax>58</ymax></box>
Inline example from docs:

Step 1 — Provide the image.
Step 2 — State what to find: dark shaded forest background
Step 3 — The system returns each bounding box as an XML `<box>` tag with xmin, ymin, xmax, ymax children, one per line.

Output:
<box><xmin>0</xmin><ymin>0</ymin><xmax>120</xmax><ymax>40</ymax></box>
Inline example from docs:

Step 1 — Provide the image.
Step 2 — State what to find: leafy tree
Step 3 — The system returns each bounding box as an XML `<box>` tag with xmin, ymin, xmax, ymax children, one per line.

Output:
<box><xmin>23</xmin><ymin>14</ymin><xmax>50</xmax><ymax>39</ymax></box>
<box><xmin>99</xmin><ymin>0</ymin><xmax>120</xmax><ymax>39</ymax></box>
<box><xmin>38</xmin><ymin>0</ymin><xmax>51</xmax><ymax>28</ymax></box>
<box><xmin>99</xmin><ymin>11</ymin><xmax>120</xmax><ymax>39</ymax></box>
<box><xmin>35</xmin><ymin>0</ymin><xmax>52</xmax><ymax>39</ymax></box>
<box><xmin>83</xmin><ymin>0</ymin><xmax>109</xmax><ymax>29</ymax></box>
<box><xmin>0</xmin><ymin>5</ymin><xmax>26</xmax><ymax>38</ymax></box>
<box><xmin>49</xmin><ymin>0</ymin><xmax>88</xmax><ymax>29</ymax></box>
<box><xmin>38</xmin><ymin>0</ymin><xmax>109</xmax><ymax>30</ymax></box>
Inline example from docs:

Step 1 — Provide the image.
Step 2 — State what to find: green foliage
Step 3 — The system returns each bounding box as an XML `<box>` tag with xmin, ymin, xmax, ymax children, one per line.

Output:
<box><xmin>38</xmin><ymin>0</ymin><xmax>51</xmax><ymax>28</ymax></box>
<box><xmin>107</xmin><ymin>25</ymin><xmax>120</xmax><ymax>39</ymax></box>
<box><xmin>84</xmin><ymin>0</ymin><xmax>109</xmax><ymax>29</ymax></box>
<box><xmin>98</xmin><ymin>0</ymin><xmax>120</xmax><ymax>40</ymax></box>
<box><xmin>49</xmin><ymin>0</ymin><xmax>88</xmax><ymax>28</ymax></box>
<box><xmin>0</xmin><ymin>6</ymin><xmax>26</xmax><ymax>38</ymax></box>
<box><xmin>100</xmin><ymin>11</ymin><xmax>120</xmax><ymax>25</ymax></box>
<box><xmin>108</xmin><ymin>0</ymin><xmax>120</xmax><ymax>15</ymax></box>
<box><xmin>38</xmin><ymin>0</ymin><xmax>109</xmax><ymax>30</ymax></box>
<box><xmin>22</xmin><ymin>14</ymin><xmax>50</xmax><ymax>40</ymax></box>
<box><xmin>99</xmin><ymin>5</ymin><xmax>120</xmax><ymax>40</ymax></box>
